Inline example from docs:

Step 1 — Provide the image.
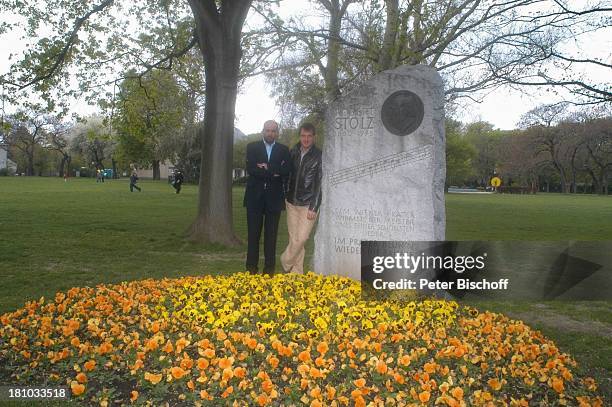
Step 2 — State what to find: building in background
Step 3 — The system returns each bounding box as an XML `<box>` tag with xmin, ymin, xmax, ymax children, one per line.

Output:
<box><xmin>135</xmin><ymin>160</ymin><xmax>175</xmax><ymax>180</ymax></box>
<box><xmin>0</xmin><ymin>144</ymin><xmax>17</xmax><ymax>174</ymax></box>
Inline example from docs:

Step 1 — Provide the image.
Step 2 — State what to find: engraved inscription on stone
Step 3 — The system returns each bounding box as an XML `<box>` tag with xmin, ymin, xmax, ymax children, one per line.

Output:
<box><xmin>381</xmin><ymin>90</ymin><xmax>424</xmax><ymax>136</ymax></box>
<box><xmin>333</xmin><ymin>107</ymin><xmax>375</xmax><ymax>131</ymax></box>
<box><xmin>330</xmin><ymin>207</ymin><xmax>416</xmax><ymax>240</ymax></box>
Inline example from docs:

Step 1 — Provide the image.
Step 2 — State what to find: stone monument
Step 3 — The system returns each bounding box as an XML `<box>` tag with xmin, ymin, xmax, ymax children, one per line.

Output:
<box><xmin>313</xmin><ymin>65</ymin><xmax>445</xmax><ymax>280</ymax></box>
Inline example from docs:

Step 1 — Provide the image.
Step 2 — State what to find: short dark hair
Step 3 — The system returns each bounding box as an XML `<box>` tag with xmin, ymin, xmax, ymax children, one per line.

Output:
<box><xmin>299</xmin><ymin>122</ymin><xmax>316</xmax><ymax>136</ymax></box>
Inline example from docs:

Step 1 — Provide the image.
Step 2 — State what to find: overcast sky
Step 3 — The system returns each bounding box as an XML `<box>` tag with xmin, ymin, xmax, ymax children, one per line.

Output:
<box><xmin>1</xmin><ymin>1</ymin><xmax>610</xmax><ymax>134</ymax></box>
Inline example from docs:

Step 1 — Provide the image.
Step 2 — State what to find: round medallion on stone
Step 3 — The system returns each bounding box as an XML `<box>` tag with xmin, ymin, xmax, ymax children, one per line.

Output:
<box><xmin>381</xmin><ymin>90</ymin><xmax>424</xmax><ymax>136</ymax></box>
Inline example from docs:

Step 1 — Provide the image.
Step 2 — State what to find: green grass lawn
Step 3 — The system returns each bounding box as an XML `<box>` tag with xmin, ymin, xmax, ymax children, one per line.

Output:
<box><xmin>446</xmin><ymin>192</ymin><xmax>612</xmax><ymax>240</ymax></box>
<box><xmin>0</xmin><ymin>177</ymin><xmax>610</xmax><ymax>399</ymax></box>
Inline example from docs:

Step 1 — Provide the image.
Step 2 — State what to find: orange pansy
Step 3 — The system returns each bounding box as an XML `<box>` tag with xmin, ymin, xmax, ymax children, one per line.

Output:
<box><xmin>552</xmin><ymin>377</ymin><xmax>565</xmax><ymax>393</ymax></box>
<box><xmin>269</xmin><ymin>356</ymin><xmax>279</xmax><ymax>368</ymax></box>
<box><xmin>145</xmin><ymin>338</ymin><xmax>158</xmax><ymax>352</ymax></box>
<box><xmin>247</xmin><ymin>338</ymin><xmax>258</xmax><ymax>349</ymax></box>
<box><xmin>257</xmin><ymin>394</ymin><xmax>269</xmax><ymax>406</ymax></box>
<box><xmin>144</xmin><ymin>372</ymin><xmax>162</xmax><ymax>384</ymax></box>
<box><xmin>97</xmin><ymin>342</ymin><xmax>113</xmax><ymax>355</ymax></box>
<box><xmin>222</xmin><ymin>367</ymin><xmax>234</xmax><ymax>380</ymax></box>
<box><xmin>418</xmin><ymin>391</ymin><xmax>431</xmax><ymax>403</ymax></box>
<box><xmin>70</xmin><ymin>381</ymin><xmax>85</xmax><ymax>396</ymax></box>
<box><xmin>234</xmin><ymin>366</ymin><xmax>246</xmax><ymax>378</ymax></box>
<box><xmin>197</xmin><ymin>358</ymin><xmax>209</xmax><ymax>370</ymax></box>
<box><xmin>262</xmin><ymin>379</ymin><xmax>274</xmax><ymax>394</ymax></box>
<box><xmin>316</xmin><ymin>341</ymin><xmax>329</xmax><ymax>355</ymax></box>
<box><xmin>376</xmin><ymin>360</ymin><xmax>388</xmax><ymax>374</ymax></box>
<box><xmin>298</xmin><ymin>364</ymin><xmax>310</xmax><ymax>375</ymax></box>
<box><xmin>424</xmin><ymin>362</ymin><xmax>437</xmax><ymax>374</ymax></box>
<box><xmin>221</xmin><ymin>385</ymin><xmax>234</xmax><ymax>398</ymax></box>
<box><xmin>218</xmin><ymin>357</ymin><xmax>233</xmax><ymax>369</ymax></box>
<box><xmin>310</xmin><ymin>367</ymin><xmax>324</xmax><ymax>379</ymax></box>
<box><xmin>451</xmin><ymin>387</ymin><xmax>464</xmax><ymax>399</ymax></box>
<box><xmin>488</xmin><ymin>378</ymin><xmax>502</xmax><ymax>391</ymax></box>
<box><xmin>298</xmin><ymin>350</ymin><xmax>311</xmax><ymax>363</ymax></box>
<box><xmin>171</xmin><ymin>366</ymin><xmax>187</xmax><ymax>379</ymax></box>
<box><xmin>180</xmin><ymin>357</ymin><xmax>194</xmax><ymax>370</ymax></box>
<box><xmin>399</xmin><ymin>355</ymin><xmax>411</xmax><ymax>366</ymax></box>
<box><xmin>176</xmin><ymin>337</ymin><xmax>188</xmax><ymax>353</ymax></box>
<box><xmin>162</xmin><ymin>340</ymin><xmax>174</xmax><ymax>353</ymax></box>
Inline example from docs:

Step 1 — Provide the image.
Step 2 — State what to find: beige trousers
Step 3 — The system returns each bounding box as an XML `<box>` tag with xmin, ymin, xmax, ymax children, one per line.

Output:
<box><xmin>280</xmin><ymin>200</ymin><xmax>317</xmax><ymax>273</ymax></box>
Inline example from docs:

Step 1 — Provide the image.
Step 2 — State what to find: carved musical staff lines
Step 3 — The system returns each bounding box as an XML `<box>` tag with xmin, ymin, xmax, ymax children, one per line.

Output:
<box><xmin>329</xmin><ymin>145</ymin><xmax>432</xmax><ymax>186</ymax></box>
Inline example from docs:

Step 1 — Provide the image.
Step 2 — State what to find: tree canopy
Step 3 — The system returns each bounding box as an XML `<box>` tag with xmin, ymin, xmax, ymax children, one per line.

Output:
<box><xmin>259</xmin><ymin>0</ymin><xmax>611</xmax><ymax>124</ymax></box>
<box><xmin>113</xmin><ymin>69</ymin><xmax>189</xmax><ymax>177</ymax></box>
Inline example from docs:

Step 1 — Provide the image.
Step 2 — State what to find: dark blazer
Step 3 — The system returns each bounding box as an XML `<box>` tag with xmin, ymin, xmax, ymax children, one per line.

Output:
<box><xmin>243</xmin><ymin>140</ymin><xmax>291</xmax><ymax>213</ymax></box>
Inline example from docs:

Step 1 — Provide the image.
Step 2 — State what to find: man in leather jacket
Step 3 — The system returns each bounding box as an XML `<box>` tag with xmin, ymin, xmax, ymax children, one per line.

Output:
<box><xmin>280</xmin><ymin>122</ymin><xmax>322</xmax><ymax>273</ymax></box>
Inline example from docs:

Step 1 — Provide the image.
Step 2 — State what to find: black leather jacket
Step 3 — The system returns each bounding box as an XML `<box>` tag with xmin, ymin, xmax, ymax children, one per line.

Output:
<box><xmin>286</xmin><ymin>143</ymin><xmax>322</xmax><ymax>212</ymax></box>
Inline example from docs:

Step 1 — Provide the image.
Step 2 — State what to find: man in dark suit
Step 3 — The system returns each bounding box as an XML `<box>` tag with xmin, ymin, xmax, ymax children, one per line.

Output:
<box><xmin>244</xmin><ymin>120</ymin><xmax>291</xmax><ymax>275</ymax></box>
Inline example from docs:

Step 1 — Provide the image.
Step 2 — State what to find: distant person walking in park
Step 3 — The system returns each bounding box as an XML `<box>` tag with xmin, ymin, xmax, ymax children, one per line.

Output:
<box><xmin>172</xmin><ymin>170</ymin><xmax>184</xmax><ymax>194</ymax></box>
<box><xmin>96</xmin><ymin>169</ymin><xmax>104</xmax><ymax>183</ymax></box>
<box><xmin>280</xmin><ymin>122</ymin><xmax>322</xmax><ymax>274</ymax></box>
<box><xmin>243</xmin><ymin>120</ymin><xmax>291</xmax><ymax>275</ymax></box>
<box><xmin>129</xmin><ymin>170</ymin><xmax>141</xmax><ymax>192</ymax></box>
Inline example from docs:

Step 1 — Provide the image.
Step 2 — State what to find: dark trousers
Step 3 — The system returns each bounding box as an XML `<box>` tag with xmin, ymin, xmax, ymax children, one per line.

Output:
<box><xmin>246</xmin><ymin>209</ymin><xmax>281</xmax><ymax>274</ymax></box>
<box><xmin>174</xmin><ymin>182</ymin><xmax>182</xmax><ymax>194</ymax></box>
<box><xmin>130</xmin><ymin>183</ymin><xmax>141</xmax><ymax>192</ymax></box>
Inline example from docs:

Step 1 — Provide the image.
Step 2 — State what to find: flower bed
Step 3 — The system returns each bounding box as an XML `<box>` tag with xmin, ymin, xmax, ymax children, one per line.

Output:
<box><xmin>0</xmin><ymin>272</ymin><xmax>603</xmax><ymax>406</ymax></box>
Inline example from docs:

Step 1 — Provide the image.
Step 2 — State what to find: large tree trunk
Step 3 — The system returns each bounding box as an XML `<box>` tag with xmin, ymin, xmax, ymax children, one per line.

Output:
<box><xmin>569</xmin><ymin>145</ymin><xmax>580</xmax><ymax>193</ymax></box>
<box><xmin>27</xmin><ymin>147</ymin><xmax>34</xmax><ymax>176</ymax></box>
<box><xmin>406</xmin><ymin>0</ymin><xmax>425</xmax><ymax>64</ymax></box>
<box><xmin>325</xmin><ymin>4</ymin><xmax>342</xmax><ymax>102</ymax></box>
<box><xmin>186</xmin><ymin>0</ymin><xmax>251</xmax><ymax>246</ymax></box>
<box><xmin>379</xmin><ymin>0</ymin><xmax>399</xmax><ymax>71</ymax></box>
<box><xmin>66</xmin><ymin>155</ymin><xmax>71</xmax><ymax>176</ymax></box>
<box><xmin>552</xmin><ymin>160</ymin><xmax>569</xmax><ymax>193</ymax></box>
<box><xmin>152</xmin><ymin>160</ymin><xmax>160</xmax><ymax>180</ymax></box>
<box><xmin>187</xmin><ymin>74</ymin><xmax>239</xmax><ymax>245</ymax></box>
<box><xmin>58</xmin><ymin>156</ymin><xmax>66</xmax><ymax>177</ymax></box>
<box><xmin>93</xmin><ymin>149</ymin><xmax>104</xmax><ymax>171</ymax></box>
<box><xmin>111</xmin><ymin>158</ymin><xmax>117</xmax><ymax>179</ymax></box>
<box><xmin>586</xmin><ymin>168</ymin><xmax>599</xmax><ymax>195</ymax></box>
